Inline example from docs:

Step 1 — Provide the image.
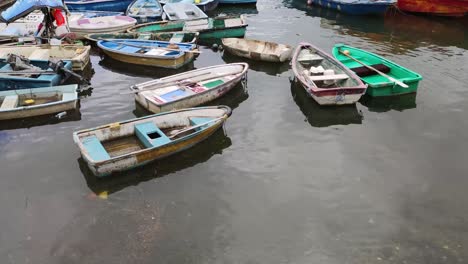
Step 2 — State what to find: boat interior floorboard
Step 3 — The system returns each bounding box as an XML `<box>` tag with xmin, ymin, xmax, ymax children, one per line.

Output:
<box><xmin>102</xmin><ymin>135</ymin><xmax>146</xmax><ymax>157</ymax></box>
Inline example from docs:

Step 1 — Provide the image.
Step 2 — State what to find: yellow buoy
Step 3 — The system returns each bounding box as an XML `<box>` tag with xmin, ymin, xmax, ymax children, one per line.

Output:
<box><xmin>194</xmin><ymin>0</ymin><xmax>201</xmax><ymax>3</ymax></box>
<box><xmin>24</xmin><ymin>99</ymin><xmax>35</xmax><ymax>105</ymax></box>
<box><xmin>342</xmin><ymin>50</ymin><xmax>351</xmax><ymax>55</ymax></box>
<box><xmin>98</xmin><ymin>191</ymin><xmax>108</xmax><ymax>199</ymax></box>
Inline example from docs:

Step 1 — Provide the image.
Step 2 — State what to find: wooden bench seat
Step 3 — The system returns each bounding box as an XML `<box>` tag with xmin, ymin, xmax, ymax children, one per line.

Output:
<box><xmin>1</xmin><ymin>95</ymin><xmax>18</xmax><ymax>109</ymax></box>
<box><xmin>308</xmin><ymin>74</ymin><xmax>349</xmax><ymax>82</ymax></box>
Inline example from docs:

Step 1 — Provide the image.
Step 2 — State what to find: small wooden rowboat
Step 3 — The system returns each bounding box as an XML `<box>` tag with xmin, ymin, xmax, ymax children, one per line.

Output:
<box><xmin>97</xmin><ymin>39</ymin><xmax>197</xmax><ymax>69</ymax></box>
<box><xmin>128</xmin><ymin>15</ymin><xmax>248</xmax><ymax>40</ymax></box>
<box><xmin>332</xmin><ymin>44</ymin><xmax>422</xmax><ymax>97</ymax></box>
<box><xmin>65</xmin><ymin>0</ymin><xmax>134</xmax><ymax>12</ymax></box>
<box><xmin>85</xmin><ymin>31</ymin><xmax>198</xmax><ymax>44</ymax></box>
<box><xmin>221</xmin><ymin>38</ymin><xmax>292</xmax><ymax>63</ymax></box>
<box><xmin>163</xmin><ymin>3</ymin><xmax>208</xmax><ymax>20</ymax></box>
<box><xmin>291</xmin><ymin>42</ymin><xmax>366</xmax><ymax>105</ymax></box>
<box><xmin>131</xmin><ymin>63</ymin><xmax>248</xmax><ymax>113</ymax></box>
<box><xmin>0</xmin><ymin>85</ymin><xmax>78</xmax><ymax>121</ymax></box>
<box><xmin>126</xmin><ymin>0</ymin><xmax>164</xmax><ymax>23</ymax></box>
<box><xmin>73</xmin><ymin>106</ymin><xmax>232</xmax><ymax>176</ymax></box>
<box><xmin>0</xmin><ymin>60</ymin><xmax>73</xmax><ymax>91</ymax></box>
<box><xmin>69</xmin><ymin>15</ymin><xmax>137</xmax><ymax>39</ymax></box>
<box><xmin>0</xmin><ymin>45</ymin><xmax>91</xmax><ymax>71</ymax></box>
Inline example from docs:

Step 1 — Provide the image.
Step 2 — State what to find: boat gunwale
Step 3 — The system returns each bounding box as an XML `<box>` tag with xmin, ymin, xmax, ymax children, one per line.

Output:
<box><xmin>73</xmin><ymin>106</ymin><xmax>231</xmax><ymax>165</ymax></box>
<box><xmin>134</xmin><ymin>62</ymin><xmax>249</xmax><ymax>106</ymax></box>
<box><xmin>292</xmin><ymin>42</ymin><xmax>367</xmax><ymax>95</ymax></box>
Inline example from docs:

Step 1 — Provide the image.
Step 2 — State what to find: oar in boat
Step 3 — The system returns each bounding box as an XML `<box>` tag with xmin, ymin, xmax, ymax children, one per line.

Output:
<box><xmin>126</xmin><ymin>71</ymin><xmax>240</xmax><ymax>94</ymax></box>
<box><xmin>338</xmin><ymin>49</ymin><xmax>409</xmax><ymax>88</ymax></box>
<box><xmin>102</xmin><ymin>40</ymin><xmax>202</xmax><ymax>54</ymax></box>
<box><xmin>168</xmin><ymin>116</ymin><xmax>225</xmax><ymax>139</ymax></box>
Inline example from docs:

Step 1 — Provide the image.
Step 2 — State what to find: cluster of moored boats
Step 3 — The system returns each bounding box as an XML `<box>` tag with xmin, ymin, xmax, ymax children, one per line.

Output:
<box><xmin>0</xmin><ymin>0</ymin><xmax>426</xmax><ymax>177</ymax></box>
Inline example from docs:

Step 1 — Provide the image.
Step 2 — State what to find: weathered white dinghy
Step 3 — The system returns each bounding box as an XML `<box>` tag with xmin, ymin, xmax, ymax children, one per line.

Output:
<box><xmin>222</xmin><ymin>38</ymin><xmax>293</xmax><ymax>63</ymax></box>
<box><xmin>0</xmin><ymin>45</ymin><xmax>91</xmax><ymax>71</ymax></box>
<box><xmin>69</xmin><ymin>15</ymin><xmax>137</xmax><ymax>39</ymax></box>
<box><xmin>0</xmin><ymin>84</ymin><xmax>78</xmax><ymax>120</ymax></box>
<box><xmin>163</xmin><ymin>3</ymin><xmax>208</xmax><ymax>21</ymax></box>
<box><xmin>131</xmin><ymin>63</ymin><xmax>249</xmax><ymax>113</ymax></box>
<box><xmin>73</xmin><ymin>106</ymin><xmax>231</xmax><ymax>176</ymax></box>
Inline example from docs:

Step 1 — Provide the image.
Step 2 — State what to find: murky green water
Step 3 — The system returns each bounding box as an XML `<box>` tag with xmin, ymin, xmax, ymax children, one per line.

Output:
<box><xmin>1</xmin><ymin>1</ymin><xmax>467</xmax><ymax>263</ymax></box>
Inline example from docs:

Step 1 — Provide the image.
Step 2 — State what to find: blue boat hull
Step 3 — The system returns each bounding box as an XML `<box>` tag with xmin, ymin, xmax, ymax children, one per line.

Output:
<box><xmin>218</xmin><ymin>0</ymin><xmax>256</xmax><ymax>4</ymax></box>
<box><xmin>65</xmin><ymin>0</ymin><xmax>134</xmax><ymax>12</ymax></box>
<box><xmin>309</xmin><ymin>0</ymin><xmax>393</xmax><ymax>15</ymax></box>
<box><xmin>0</xmin><ymin>60</ymin><xmax>72</xmax><ymax>91</ymax></box>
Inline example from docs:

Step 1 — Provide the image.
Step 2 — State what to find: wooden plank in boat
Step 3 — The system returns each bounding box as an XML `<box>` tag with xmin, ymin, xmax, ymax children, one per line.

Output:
<box><xmin>0</xmin><ymin>95</ymin><xmax>18</xmax><ymax>109</ymax></box>
<box><xmin>308</xmin><ymin>74</ymin><xmax>349</xmax><ymax>82</ymax></box>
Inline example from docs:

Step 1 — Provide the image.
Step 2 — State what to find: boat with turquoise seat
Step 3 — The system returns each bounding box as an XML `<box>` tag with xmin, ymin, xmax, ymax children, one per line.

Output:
<box><xmin>0</xmin><ymin>84</ymin><xmax>78</xmax><ymax>120</ymax></box>
<box><xmin>73</xmin><ymin>105</ymin><xmax>232</xmax><ymax>176</ymax></box>
<box><xmin>332</xmin><ymin>44</ymin><xmax>422</xmax><ymax>97</ymax></box>
<box><xmin>128</xmin><ymin>15</ymin><xmax>247</xmax><ymax>40</ymax></box>
<box><xmin>97</xmin><ymin>39</ymin><xmax>197</xmax><ymax>69</ymax></box>
<box><xmin>0</xmin><ymin>59</ymin><xmax>73</xmax><ymax>91</ymax></box>
<box><xmin>131</xmin><ymin>63</ymin><xmax>249</xmax><ymax>113</ymax></box>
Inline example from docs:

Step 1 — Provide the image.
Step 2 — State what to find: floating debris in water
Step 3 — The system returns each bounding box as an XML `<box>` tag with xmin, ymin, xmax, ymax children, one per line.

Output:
<box><xmin>55</xmin><ymin>111</ymin><xmax>67</xmax><ymax>119</ymax></box>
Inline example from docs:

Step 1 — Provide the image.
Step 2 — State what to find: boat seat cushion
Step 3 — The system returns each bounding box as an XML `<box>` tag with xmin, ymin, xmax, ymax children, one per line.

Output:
<box><xmin>189</xmin><ymin>117</ymin><xmax>213</xmax><ymax>131</ymax></box>
<box><xmin>135</xmin><ymin>122</ymin><xmax>171</xmax><ymax>148</ymax></box>
<box><xmin>351</xmin><ymin>63</ymin><xmax>390</xmax><ymax>77</ymax></box>
<box><xmin>0</xmin><ymin>95</ymin><xmax>18</xmax><ymax>109</ymax></box>
<box><xmin>82</xmin><ymin>135</ymin><xmax>111</xmax><ymax>162</ymax></box>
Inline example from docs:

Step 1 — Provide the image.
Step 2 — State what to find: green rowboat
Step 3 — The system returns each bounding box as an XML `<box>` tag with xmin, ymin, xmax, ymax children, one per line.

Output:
<box><xmin>332</xmin><ymin>44</ymin><xmax>422</xmax><ymax>97</ymax></box>
<box><xmin>127</xmin><ymin>15</ymin><xmax>248</xmax><ymax>41</ymax></box>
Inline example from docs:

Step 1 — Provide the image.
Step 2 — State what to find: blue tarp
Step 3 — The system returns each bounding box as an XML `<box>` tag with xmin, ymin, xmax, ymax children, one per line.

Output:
<box><xmin>0</xmin><ymin>0</ymin><xmax>65</xmax><ymax>23</ymax></box>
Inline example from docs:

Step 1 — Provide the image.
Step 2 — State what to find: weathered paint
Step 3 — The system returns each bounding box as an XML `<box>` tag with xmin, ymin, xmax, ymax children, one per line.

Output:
<box><xmin>291</xmin><ymin>43</ymin><xmax>367</xmax><ymax>106</ymax></box>
<box><xmin>73</xmin><ymin>106</ymin><xmax>231</xmax><ymax>177</ymax></box>
<box><xmin>0</xmin><ymin>85</ymin><xmax>79</xmax><ymax>120</ymax></box>
<box><xmin>135</xmin><ymin>63</ymin><xmax>248</xmax><ymax>113</ymax></box>
<box><xmin>100</xmin><ymin>48</ymin><xmax>196</xmax><ymax>69</ymax></box>
<box><xmin>222</xmin><ymin>38</ymin><xmax>292</xmax><ymax>63</ymax></box>
<box><xmin>397</xmin><ymin>0</ymin><xmax>467</xmax><ymax>16</ymax></box>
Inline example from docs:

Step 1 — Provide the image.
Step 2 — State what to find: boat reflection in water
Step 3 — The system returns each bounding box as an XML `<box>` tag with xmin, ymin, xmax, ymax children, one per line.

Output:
<box><xmin>98</xmin><ymin>55</ymin><xmax>196</xmax><ymax>78</ymax></box>
<box><xmin>79</xmin><ymin>128</ymin><xmax>232</xmax><ymax>195</ymax></box>
<box><xmin>222</xmin><ymin>52</ymin><xmax>290</xmax><ymax>77</ymax></box>
<box><xmin>0</xmin><ymin>109</ymin><xmax>81</xmax><ymax>131</ymax></box>
<box><xmin>290</xmin><ymin>80</ymin><xmax>363</xmax><ymax>127</ymax></box>
<box><xmin>284</xmin><ymin>0</ymin><xmax>467</xmax><ymax>51</ymax></box>
<box><xmin>360</xmin><ymin>93</ymin><xmax>417</xmax><ymax>113</ymax></box>
<box><xmin>211</xmin><ymin>4</ymin><xmax>258</xmax><ymax>16</ymax></box>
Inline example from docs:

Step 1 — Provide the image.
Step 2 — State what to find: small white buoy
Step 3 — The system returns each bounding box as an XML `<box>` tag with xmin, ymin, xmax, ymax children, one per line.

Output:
<box><xmin>307</xmin><ymin>0</ymin><xmax>312</xmax><ymax>5</ymax></box>
<box><xmin>212</xmin><ymin>43</ymin><xmax>218</xmax><ymax>50</ymax></box>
